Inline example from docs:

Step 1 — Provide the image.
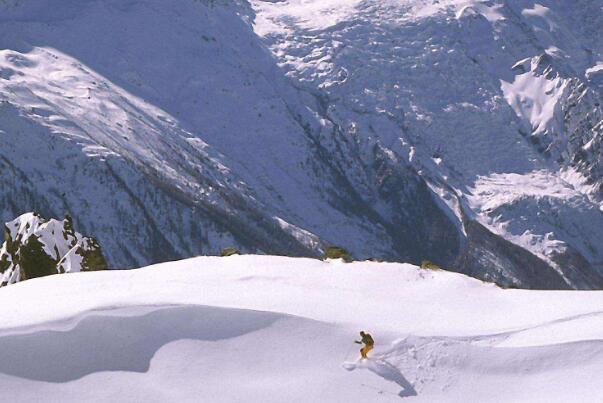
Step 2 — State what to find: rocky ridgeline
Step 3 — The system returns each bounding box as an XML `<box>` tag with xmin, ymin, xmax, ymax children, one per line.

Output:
<box><xmin>0</xmin><ymin>213</ymin><xmax>107</xmax><ymax>287</ymax></box>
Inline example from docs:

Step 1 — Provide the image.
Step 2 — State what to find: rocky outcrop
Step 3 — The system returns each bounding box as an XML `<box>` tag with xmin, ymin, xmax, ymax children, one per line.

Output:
<box><xmin>0</xmin><ymin>213</ymin><xmax>107</xmax><ymax>287</ymax></box>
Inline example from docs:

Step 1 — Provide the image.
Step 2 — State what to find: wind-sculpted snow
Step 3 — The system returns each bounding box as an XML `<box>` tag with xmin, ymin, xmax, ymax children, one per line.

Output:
<box><xmin>0</xmin><ymin>305</ymin><xmax>281</xmax><ymax>382</ymax></box>
<box><xmin>0</xmin><ymin>0</ymin><xmax>602</xmax><ymax>288</ymax></box>
<box><xmin>346</xmin><ymin>332</ymin><xmax>603</xmax><ymax>400</ymax></box>
<box><xmin>2</xmin><ymin>256</ymin><xmax>603</xmax><ymax>402</ymax></box>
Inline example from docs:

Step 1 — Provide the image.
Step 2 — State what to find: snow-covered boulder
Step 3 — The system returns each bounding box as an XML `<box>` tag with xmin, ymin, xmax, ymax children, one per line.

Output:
<box><xmin>0</xmin><ymin>212</ymin><xmax>107</xmax><ymax>287</ymax></box>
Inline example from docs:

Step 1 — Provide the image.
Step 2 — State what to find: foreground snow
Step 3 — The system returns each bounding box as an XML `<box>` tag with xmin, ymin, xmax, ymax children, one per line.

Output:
<box><xmin>1</xmin><ymin>255</ymin><xmax>603</xmax><ymax>402</ymax></box>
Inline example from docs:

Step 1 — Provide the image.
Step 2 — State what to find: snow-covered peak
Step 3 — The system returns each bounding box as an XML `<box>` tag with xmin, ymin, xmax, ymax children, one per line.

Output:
<box><xmin>250</xmin><ymin>0</ymin><xmax>603</xmax><ymax>288</ymax></box>
<box><xmin>0</xmin><ymin>0</ymin><xmax>601</xmax><ymax>289</ymax></box>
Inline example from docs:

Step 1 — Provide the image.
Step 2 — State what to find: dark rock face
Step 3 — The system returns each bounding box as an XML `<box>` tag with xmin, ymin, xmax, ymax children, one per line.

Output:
<box><xmin>0</xmin><ymin>213</ymin><xmax>107</xmax><ymax>287</ymax></box>
<box><xmin>453</xmin><ymin>216</ymin><xmax>572</xmax><ymax>290</ymax></box>
<box><xmin>561</xmin><ymin>81</ymin><xmax>603</xmax><ymax>190</ymax></box>
<box><xmin>18</xmin><ymin>234</ymin><xmax>58</xmax><ymax>281</ymax></box>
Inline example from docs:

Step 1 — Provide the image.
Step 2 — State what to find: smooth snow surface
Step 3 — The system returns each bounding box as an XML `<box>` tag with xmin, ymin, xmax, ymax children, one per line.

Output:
<box><xmin>2</xmin><ymin>255</ymin><xmax>603</xmax><ymax>402</ymax></box>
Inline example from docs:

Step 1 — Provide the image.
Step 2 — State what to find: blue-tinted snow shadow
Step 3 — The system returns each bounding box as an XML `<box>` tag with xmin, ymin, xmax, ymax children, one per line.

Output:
<box><xmin>343</xmin><ymin>358</ymin><xmax>417</xmax><ymax>398</ymax></box>
<box><xmin>0</xmin><ymin>305</ymin><xmax>280</xmax><ymax>382</ymax></box>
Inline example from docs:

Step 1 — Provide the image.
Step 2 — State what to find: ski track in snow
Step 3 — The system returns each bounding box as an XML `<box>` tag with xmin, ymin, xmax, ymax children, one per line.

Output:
<box><xmin>0</xmin><ymin>1</ymin><xmax>602</xmax><ymax>397</ymax></box>
<box><xmin>2</xmin><ymin>255</ymin><xmax>603</xmax><ymax>402</ymax></box>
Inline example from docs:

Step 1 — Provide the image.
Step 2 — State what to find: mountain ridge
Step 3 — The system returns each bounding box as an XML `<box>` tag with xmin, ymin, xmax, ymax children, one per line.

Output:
<box><xmin>0</xmin><ymin>0</ymin><xmax>601</xmax><ymax>288</ymax></box>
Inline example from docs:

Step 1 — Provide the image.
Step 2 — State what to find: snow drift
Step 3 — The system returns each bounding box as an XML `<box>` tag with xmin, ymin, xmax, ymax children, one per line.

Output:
<box><xmin>2</xmin><ymin>255</ymin><xmax>603</xmax><ymax>402</ymax></box>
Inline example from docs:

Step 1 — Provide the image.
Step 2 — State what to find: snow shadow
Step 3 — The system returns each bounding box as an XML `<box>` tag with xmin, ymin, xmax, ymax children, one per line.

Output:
<box><xmin>0</xmin><ymin>305</ymin><xmax>280</xmax><ymax>382</ymax></box>
<box><xmin>343</xmin><ymin>358</ymin><xmax>417</xmax><ymax>398</ymax></box>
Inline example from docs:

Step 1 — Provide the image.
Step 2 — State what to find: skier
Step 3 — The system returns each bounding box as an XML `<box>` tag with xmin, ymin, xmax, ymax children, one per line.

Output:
<box><xmin>355</xmin><ymin>331</ymin><xmax>374</xmax><ymax>359</ymax></box>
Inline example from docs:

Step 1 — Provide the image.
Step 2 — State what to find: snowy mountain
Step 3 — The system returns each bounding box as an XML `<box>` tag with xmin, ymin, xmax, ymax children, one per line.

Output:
<box><xmin>2</xmin><ymin>255</ymin><xmax>603</xmax><ymax>402</ymax></box>
<box><xmin>0</xmin><ymin>0</ymin><xmax>602</xmax><ymax>289</ymax></box>
<box><xmin>0</xmin><ymin>212</ymin><xmax>107</xmax><ymax>286</ymax></box>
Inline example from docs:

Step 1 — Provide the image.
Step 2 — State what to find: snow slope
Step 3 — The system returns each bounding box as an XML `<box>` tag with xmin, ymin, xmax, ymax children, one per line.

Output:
<box><xmin>1</xmin><ymin>255</ymin><xmax>603</xmax><ymax>402</ymax></box>
<box><xmin>0</xmin><ymin>0</ymin><xmax>602</xmax><ymax>289</ymax></box>
<box><xmin>0</xmin><ymin>0</ymin><xmax>459</xmax><ymax>274</ymax></box>
<box><xmin>0</xmin><ymin>0</ymin><xmax>332</xmax><ymax>267</ymax></box>
<box><xmin>252</xmin><ymin>0</ymin><xmax>603</xmax><ymax>288</ymax></box>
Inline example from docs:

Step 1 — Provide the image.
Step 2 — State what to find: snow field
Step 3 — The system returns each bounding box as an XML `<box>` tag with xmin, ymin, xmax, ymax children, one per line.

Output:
<box><xmin>2</xmin><ymin>255</ymin><xmax>603</xmax><ymax>401</ymax></box>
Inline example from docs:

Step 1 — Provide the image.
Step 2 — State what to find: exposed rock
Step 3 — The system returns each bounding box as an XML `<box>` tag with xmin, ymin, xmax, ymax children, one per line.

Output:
<box><xmin>0</xmin><ymin>212</ymin><xmax>107</xmax><ymax>287</ymax></box>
